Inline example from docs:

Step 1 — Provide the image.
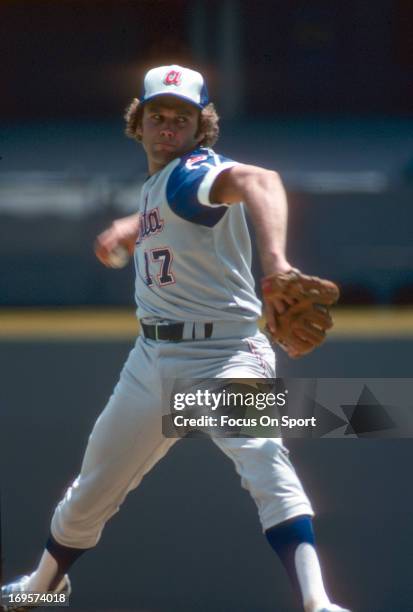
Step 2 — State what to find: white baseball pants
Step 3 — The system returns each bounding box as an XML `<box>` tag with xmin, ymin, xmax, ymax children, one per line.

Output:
<box><xmin>51</xmin><ymin>325</ymin><xmax>313</xmax><ymax>549</ymax></box>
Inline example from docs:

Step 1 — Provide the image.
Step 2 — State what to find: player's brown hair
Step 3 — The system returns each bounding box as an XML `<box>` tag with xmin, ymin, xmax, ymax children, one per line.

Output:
<box><xmin>124</xmin><ymin>98</ymin><xmax>219</xmax><ymax>147</ymax></box>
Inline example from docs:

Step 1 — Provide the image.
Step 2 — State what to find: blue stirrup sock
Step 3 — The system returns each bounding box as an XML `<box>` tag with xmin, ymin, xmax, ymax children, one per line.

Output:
<box><xmin>265</xmin><ymin>515</ymin><xmax>316</xmax><ymax>604</ymax></box>
<box><xmin>46</xmin><ymin>534</ymin><xmax>88</xmax><ymax>590</ymax></box>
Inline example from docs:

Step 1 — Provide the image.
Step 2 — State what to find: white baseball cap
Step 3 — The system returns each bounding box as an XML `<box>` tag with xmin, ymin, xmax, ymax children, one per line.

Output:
<box><xmin>140</xmin><ymin>64</ymin><xmax>209</xmax><ymax>109</ymax></box>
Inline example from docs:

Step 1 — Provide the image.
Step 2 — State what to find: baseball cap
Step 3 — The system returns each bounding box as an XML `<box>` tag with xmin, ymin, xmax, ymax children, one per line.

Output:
<box><xmin>140</xmin><ymin>65</ymin><xmax>209</xmax><ymax>109</ymax></box>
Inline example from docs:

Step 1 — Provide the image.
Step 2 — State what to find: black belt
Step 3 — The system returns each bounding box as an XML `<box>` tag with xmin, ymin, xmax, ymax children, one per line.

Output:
<box><xmin>141</xmin><ymin>321</ymin><xmax>214</xmax><ymax>342</ymax></box>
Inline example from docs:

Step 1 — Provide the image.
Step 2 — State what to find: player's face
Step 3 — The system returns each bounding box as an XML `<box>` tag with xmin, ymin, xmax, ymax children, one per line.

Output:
<box><xmin>139</xmin><ymin>96</ymin><xmax>203</xmax><ymax>175</ymax></box>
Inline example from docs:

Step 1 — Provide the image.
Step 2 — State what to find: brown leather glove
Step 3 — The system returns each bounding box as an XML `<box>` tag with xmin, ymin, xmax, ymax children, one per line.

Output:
<box><xmin>261</xmin><ymin>269</ymin><xmax>340</xmax><ymax>358</ymax></box>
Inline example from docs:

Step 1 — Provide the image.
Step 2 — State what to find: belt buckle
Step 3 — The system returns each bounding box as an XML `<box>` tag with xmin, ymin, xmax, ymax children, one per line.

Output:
<box><xmin>155</xmin><ymin>324</ymin><xmax>160</xmax><ymax>341</ymax></box>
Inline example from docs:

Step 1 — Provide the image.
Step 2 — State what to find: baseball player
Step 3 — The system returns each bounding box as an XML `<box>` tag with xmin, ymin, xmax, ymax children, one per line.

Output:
<box><xmin>1</xmin><ymin>65</ymin><xmax>349</xmax><ymax>612</ymax></box>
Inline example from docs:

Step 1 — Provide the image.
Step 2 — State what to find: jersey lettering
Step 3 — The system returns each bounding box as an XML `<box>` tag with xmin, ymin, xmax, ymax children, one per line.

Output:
<box><xmin>185</xmin><ymin>154</ymin><xmax>208</xmax><ymax>169</ymax></box>
<box><xmin>144</xmin><ymin>251</ymin><xmax>153</xmax><ymax>286</ymax></box>
<box><xmin>137</xmin><ymin>207</ymin><xmax>164</xmax><ymax>246</ymax></box>
<box><xmin>143</xmin><ymin>247</ymin><xmax>175</xmax><ymax>287</ymax></box>
<box><xmin>151</xmin><ymin>248</ymin><xmax>175</xmax><ymax>285</ymax></box>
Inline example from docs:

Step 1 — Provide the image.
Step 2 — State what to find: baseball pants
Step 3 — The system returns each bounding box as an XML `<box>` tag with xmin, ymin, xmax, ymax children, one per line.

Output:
<box><xmin>51</xmin><ymin>323</ymin><xmax>313</xmax><ymax>549</ymax></box>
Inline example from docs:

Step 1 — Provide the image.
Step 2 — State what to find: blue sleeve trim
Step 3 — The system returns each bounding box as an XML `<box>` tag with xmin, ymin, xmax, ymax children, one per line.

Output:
<box><xmin>166</xmin><ymin>148</ymin><xmax>232</xmax><ymax>227</ymax></box>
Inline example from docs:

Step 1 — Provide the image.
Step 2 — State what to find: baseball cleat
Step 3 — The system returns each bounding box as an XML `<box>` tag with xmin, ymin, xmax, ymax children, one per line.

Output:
<box><xmin>315</xmin><ymin>605</ymin><xmax>351</xmax><ymax>612</ymax></box>
<box><xmin>1</xmin><ymin>574</ymin><xmax>71</xmax><ymax>611</ymax></box>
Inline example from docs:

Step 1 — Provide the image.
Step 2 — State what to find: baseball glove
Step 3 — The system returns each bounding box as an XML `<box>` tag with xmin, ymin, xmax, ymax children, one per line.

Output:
<box><xmin>261</xmin><ymin>269</ymin><xmax>340</xmax><ymax>358</ymax></box>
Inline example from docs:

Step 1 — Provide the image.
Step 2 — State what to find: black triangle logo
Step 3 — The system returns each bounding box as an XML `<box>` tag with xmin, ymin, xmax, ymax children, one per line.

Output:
<box><xmin>306</xmin><ymin>397</ymin><xmax>348</xmax><ymax>437</ymax></box>
<box><xmin>341</xmin><ymin>385</ymin><xmax>396</xmax><ymax>436</ymax></box>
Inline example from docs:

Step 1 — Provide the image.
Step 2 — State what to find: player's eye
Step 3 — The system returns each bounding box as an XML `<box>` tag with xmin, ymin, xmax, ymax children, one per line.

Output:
<box><xmin>177</xmin><ymin>116</ymin><xmax>188</xmax><ymax>124</ymax></box>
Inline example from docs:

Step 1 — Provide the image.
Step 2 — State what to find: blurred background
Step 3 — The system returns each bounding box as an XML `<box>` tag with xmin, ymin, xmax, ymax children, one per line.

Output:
<box><xmin>2</xmin><ymin>0</ymin><xmax>413</xmax><ymax>306</ymax></box>
<box><xmin>1</xmin><ymin>1</ymin><xmax>413</xmax><ymax>611</ymax></box>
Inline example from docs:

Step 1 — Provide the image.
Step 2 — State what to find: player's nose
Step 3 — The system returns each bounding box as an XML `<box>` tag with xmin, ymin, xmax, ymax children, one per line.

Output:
<box><xmin>159</xmin><ymin>126</ymin><xmax>175</xmax><ymax>140</ymax></box>
<box><xmin>159</xmin><ymin>119</ymin><xmax>176</xmax><ymax>140</ymax></box>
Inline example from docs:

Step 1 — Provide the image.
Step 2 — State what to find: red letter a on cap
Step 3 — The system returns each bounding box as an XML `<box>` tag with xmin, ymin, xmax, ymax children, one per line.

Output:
<box><xmin>164</xmin><ymin>70</ymin><xmax>182</xmax><ymax>86</ymax></box>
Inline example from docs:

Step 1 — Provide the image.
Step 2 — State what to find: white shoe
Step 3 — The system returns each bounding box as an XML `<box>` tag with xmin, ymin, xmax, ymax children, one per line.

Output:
<box><xmin>1</xmin><ymin>574</ymin><xmax>71</xmax><ymax>611</ymax></box>
<box><xmin>315</xmin><ymin>605</ymin><xmax>351</xmax><ymax>612</ymax></box>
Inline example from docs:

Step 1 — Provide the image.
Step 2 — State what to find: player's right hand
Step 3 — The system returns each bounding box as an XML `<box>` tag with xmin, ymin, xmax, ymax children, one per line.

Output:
<box><xmin>94</xmin><ymin>214</ymin><xmax>139</xmax><ymax>267</ymax></box>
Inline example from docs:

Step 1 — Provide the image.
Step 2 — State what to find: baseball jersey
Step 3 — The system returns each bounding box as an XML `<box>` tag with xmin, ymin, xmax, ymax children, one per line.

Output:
<box><xmin>134</xmin><ymin>147</ymin><xmax>262</xmax><ymax>322</ymax></box>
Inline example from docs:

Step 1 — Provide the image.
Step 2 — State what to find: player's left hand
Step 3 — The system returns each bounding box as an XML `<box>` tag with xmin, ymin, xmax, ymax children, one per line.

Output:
<box><xmin>261</xmin><ymin>262</ymin><xmax>297</xmax><ymax>336</ymax></box>
<box><xmin>261</xmin><ymin>268</ymin><xmax>340</xmax><ymax>358</ymax></box>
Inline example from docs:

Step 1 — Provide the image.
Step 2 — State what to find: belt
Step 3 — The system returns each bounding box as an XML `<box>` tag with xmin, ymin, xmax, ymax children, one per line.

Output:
<box><xmin>141</xmin><ymin>321</ymin><xmax>213</xmax><ymax>342</ymax></box>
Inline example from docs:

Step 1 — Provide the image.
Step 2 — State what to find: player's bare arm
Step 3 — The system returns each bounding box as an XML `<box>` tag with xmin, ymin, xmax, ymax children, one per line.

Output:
<box><xmin>211</xmin><ymin>164</ymin><xmax>290</xmax><ymax>275</ymax></box>
<box><xmin>210</xmin><ymin>164</ymin><xmax>293</xmax><ymax>331</ymax></box>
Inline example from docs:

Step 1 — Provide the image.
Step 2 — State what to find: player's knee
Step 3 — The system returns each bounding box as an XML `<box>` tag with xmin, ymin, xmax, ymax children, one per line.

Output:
<box><xmin>251</xmin><ymin>438</ymin><xmax>288</xmax><ymax>463</ymax></box>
